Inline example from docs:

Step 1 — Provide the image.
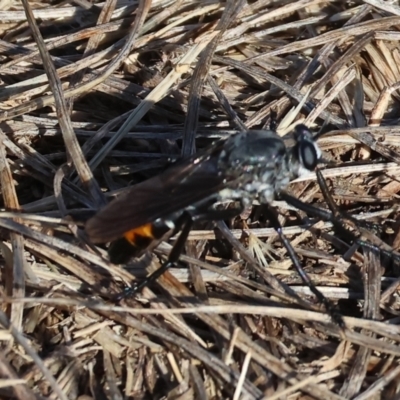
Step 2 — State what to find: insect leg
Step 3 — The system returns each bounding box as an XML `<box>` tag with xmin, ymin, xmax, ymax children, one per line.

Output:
<box><xmin>115</xmin><ymin>213</ymin><xmax>193</xmax><ymax>300</ymax></box>
<box><xmin>264</xmin><ymin>205</ymin><xmax>345</xmax><ymax>328</ymax></box>
<box><xmin>281</xmin><ymin>190</ymin><xmax>369</xmax><ymax>237</ymax></box>
<box><xmin>315</xmin><ymin>168</ymin><xmax>381</xmax><ymax>232</ymax></box>
<box><xmin>315</xmin><ymin>167</ymin><xmax>400</xmax><ymax>269</ymax></box>
<box><xmin>269</xmin><ymin>109</ymin><xmax>278</xmax><ymax>132</ymax></box>
<box><xmin>281</xmin><ymin>180</ymin><xmax>399</xmax><ymax>263</ymax></box>
<box><xmin>117</xmin><ymin>205</ymin><xmax>244</xmax><ymax>300</ymax></box>
<box><xmin>191</xmin><ymin>203</ymin><xmax>244</xmax><ymax>223</ymax></box>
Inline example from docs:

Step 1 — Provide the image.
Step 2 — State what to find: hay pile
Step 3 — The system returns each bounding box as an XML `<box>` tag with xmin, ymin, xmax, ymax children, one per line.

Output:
<box><xmin>1</xmin><ymin>0</ymin><xmax>400</xmax><ymax>399</ymax></box>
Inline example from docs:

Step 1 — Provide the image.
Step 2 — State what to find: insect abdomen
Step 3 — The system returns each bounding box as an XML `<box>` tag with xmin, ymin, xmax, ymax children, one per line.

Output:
<box><xmin>108</xmin><ymin>221</ymin><xmax>175</xmax><ymax>264</ymax></box>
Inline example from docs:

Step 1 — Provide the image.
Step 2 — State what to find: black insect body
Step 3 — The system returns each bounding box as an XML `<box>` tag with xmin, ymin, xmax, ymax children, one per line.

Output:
<box><xmin>86</xmin><ymin>126</ymin><xmax>319</xmax><ymax>248</ymax></box>
<box><xmin>85</xmin><ymin>125</ymin><xmax>343</xmax><ymax>326</ymax></box>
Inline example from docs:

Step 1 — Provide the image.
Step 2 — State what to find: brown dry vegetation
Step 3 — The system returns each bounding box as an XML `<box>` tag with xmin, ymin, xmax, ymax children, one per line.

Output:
<box><xmin>1</xmin><ymin>0</ymin><xmax>400</xmax><ymax>399</ymax></box>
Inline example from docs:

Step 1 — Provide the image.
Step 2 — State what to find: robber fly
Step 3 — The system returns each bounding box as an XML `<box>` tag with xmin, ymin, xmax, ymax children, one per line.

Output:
<box><xmin>85</xmin><ymin>124</ymin><xmax>344</xmax><ymax>326</ymax></box>
<box><xmin>86</xmin><ymin>125</ymin><xmax>320</xmax><ymax>259</ymax></box>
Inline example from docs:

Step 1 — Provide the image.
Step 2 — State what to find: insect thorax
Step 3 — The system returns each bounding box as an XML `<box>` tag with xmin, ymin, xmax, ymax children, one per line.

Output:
<box><xmin>216</xmin><ymin>130</ymin><xmax>312</xmax><ymax>206</ymax></box>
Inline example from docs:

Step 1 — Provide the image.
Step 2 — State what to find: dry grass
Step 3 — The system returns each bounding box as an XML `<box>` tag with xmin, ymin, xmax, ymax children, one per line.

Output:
<box><xmin>1</xmin><ymin>0</ymin><xmax>400</xmax><ymax>399</ymax></box>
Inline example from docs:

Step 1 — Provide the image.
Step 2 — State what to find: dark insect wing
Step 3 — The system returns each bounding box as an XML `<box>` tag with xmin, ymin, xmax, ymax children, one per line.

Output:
<box><xmin>85</xmin><ymin>140</ymin><xmax>229</xmax><ymax>243</ymax></box>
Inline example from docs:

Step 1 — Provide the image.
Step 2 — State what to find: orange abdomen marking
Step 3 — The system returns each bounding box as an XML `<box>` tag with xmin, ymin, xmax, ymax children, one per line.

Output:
<box><xmin>110</xmin><ymin>220</ymin><xmax>174</xmax><ymax>264</ymax></box>
<box><xmin>123</xmin><ymin>223</ymin><xmax>155</xmax><ymax>245</ymax></box>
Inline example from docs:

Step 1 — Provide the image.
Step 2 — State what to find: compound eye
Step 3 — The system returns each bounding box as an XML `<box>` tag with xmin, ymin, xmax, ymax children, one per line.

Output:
<box><xmin>300</xmin><ymin>142</ymin><xmax>318</xmax><ymax>170</ymax></box>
